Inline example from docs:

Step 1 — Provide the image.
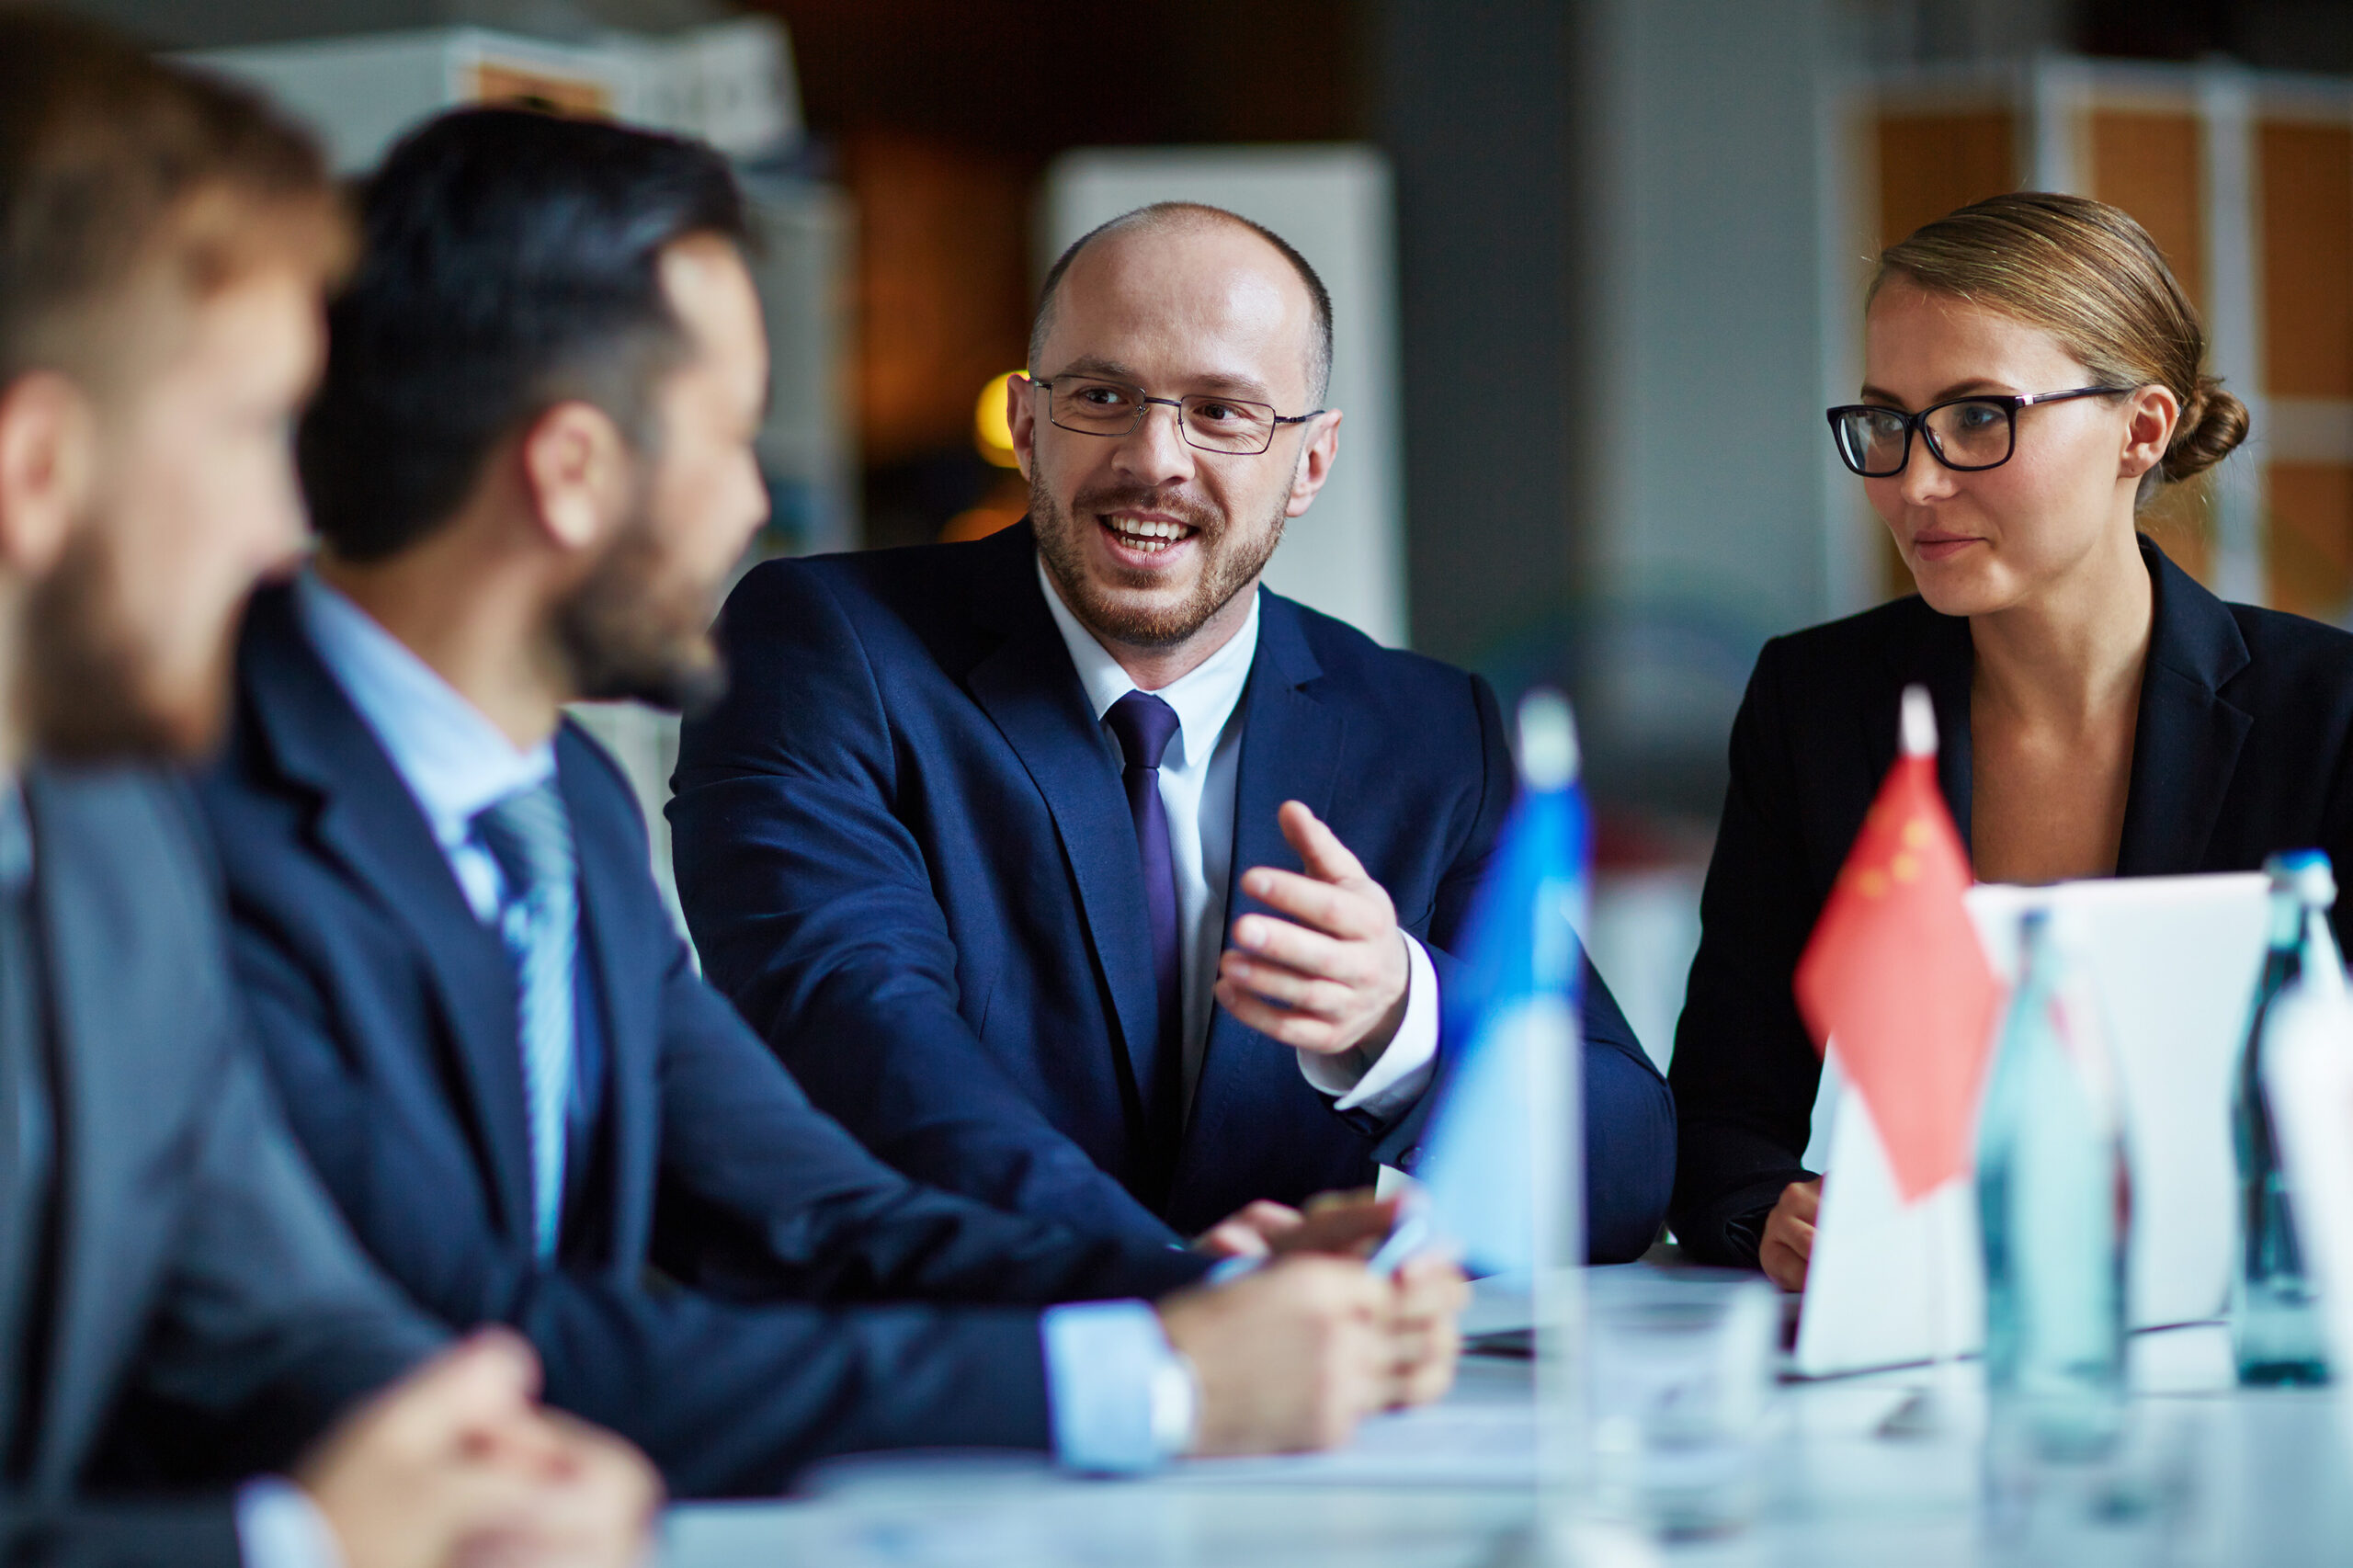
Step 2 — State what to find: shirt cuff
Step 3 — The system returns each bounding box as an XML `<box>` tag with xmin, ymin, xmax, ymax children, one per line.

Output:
<box><xmin>1040</xmin><ymin>1301</ymin><xmax>1199</xmax><ymax>1473</ymax></box>
<box><xmin>236</xmin><ymin>1479</ymin><xmax>346</xmax><ymax>1568</ymax></box>
<box><xmin>1297</xmin><ymin>933</ymin><xmax>1440</xmax><ymax>1120</ymax></box>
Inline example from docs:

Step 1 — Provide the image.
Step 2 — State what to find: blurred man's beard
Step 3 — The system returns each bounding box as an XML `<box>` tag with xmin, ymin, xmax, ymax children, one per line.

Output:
<box><xmin>20</xmin><ymin>526</ymin><xmax>219</xmax><ymax>762</ymax></box>
<box><xmin>1030</xmin><ymin>472</ymin><xmax>1284</xmax><ymax>651</ymax></box>
<box><xmin>556</xmin><ymin>506</ymin><xmax>729</xmax><ymax>715</ymax></box>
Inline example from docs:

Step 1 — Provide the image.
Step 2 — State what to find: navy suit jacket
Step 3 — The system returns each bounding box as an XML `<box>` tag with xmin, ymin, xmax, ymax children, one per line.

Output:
<box><xmin>671</xmin><ymin>522</ymin><xmax>1675</xmax><ymax>1260</ymax></box>
<box><xmin>195</xmin><ymin>586</ymin><xmax>1213</xmax><ymax>1498</ymax></box>
<box><xmin>1670</xmin><ymin>539</ymin><xmax>2353</xmax><ymax>1266</ymax></box>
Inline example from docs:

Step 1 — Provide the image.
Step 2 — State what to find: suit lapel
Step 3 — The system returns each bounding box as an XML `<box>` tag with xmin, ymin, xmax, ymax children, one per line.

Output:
<box><xmin>1176</xmin><ymin>596</ymin><xmax>1345</xmax><ymax>1193</ymax></box>
<box><xmin>559</xmin><ymin>733</ymin><xmax>655</xmax><ymax>1263</ymax></box>
<box><xmin>2116</xmin><ymin>541</ymin><xmax>2253</xmax><ymax>876</ymax></box>
<box><xmin>239</xmin><ymin>589</ymin><xmax>536</xmax><ymax>1247</ymax></box>
<box><xmin>962</xmin><ymin>526</ymin><xmax>1162</xmax><ymax>1119</ymax></box>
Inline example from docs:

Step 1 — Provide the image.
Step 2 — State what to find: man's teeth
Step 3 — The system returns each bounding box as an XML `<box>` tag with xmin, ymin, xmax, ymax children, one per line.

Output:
<box><xmin>1105</xmin><ymin>514</ymin><xmax>1188</xmax><ymax>553</ymax></box>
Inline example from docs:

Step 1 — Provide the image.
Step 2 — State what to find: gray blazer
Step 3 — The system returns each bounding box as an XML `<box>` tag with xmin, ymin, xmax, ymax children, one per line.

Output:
<box><xmin>4</xmin><ymin>767</ymin><xmax>442</xmax><ymax>1565</ymax></box>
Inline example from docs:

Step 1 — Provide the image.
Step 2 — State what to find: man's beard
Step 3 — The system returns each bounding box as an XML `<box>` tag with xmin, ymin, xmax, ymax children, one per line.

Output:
<box><xmin>20</xmin><ymin>525</ymin><xmax>219</xmax><ymax>763</ymax></box>
<box><xmin>555</xmin><ymin>505</ymin><xmax>730</xmax><ymax>716</ymax></box>
<box><xmin>1030</xmin><ymin>473</ymin><xmax>1285</xmax><ymax>651</ymax></box>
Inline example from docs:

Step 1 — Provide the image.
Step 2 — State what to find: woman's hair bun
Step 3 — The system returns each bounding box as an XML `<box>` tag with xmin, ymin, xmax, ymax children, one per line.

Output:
<box><xmin>2161</xmin><ymin>374</ymin><xmax>2249</xmax><ymax>483</ymax></box>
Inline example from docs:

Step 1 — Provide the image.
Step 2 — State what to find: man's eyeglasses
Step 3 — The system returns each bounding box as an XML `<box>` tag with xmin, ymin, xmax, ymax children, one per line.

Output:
<box><xmin>1826</xmin><ymin>386</ymin><xmax>2133</xmax><ymax>477</ymax></box>
<box><xmin>1029</xmin><ymin>374</ymin><xmax>1324</xmax><ymax>456</ymax></box>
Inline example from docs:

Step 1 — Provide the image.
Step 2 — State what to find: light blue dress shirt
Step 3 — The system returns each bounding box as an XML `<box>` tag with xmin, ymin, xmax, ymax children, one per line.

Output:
<box><xmin>295</xmin><ymin>571</ymin><xmax>1193</xmax><ymax>1471</ymax></box>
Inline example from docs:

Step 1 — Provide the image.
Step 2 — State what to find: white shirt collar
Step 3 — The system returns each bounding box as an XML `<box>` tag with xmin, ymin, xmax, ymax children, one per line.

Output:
<box><xmin>295</xmin><ymin>570</ymin><xmax>555</xmax><ymax>850</ymax></box>
<box><xmin>1035</xmin><ymin>554</ymin><xmax>1259</xmax><ymax>770</ymax></box>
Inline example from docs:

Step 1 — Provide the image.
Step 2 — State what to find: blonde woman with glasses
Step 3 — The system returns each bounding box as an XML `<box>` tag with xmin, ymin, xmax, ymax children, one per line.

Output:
<box><xmin>1668</xmin><ymin>191</ymin><xmax>2353</xmax><ymax>1290</ymax></box>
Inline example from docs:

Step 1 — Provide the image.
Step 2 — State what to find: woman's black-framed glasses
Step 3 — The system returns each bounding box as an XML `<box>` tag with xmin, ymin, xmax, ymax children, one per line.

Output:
<box><xmin>1030</xmin><ymin>374</ymin><xmax>1324</xmax><ymax>456</ymax></box>
<box><xmin>1826</xmin><ymin>386</ymin><xmax>2133</xmax><ymax>477</ymax></box>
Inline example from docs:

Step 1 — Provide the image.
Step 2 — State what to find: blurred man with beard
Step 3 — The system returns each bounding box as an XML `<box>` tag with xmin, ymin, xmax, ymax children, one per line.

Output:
<box><xmin>670</xmin><ymin>204</ymin><xmax>1677</xmax><ymax>1261</ymax></box>
<box><xmin>197</xmin><ymin>108</ymin><xmax>1467</xmax><ymax>1500</ymax></box>
<box><xmin>0</xmin><ymin>12</ymin><xmax>658</xmax><ymax>1566</ymax></box>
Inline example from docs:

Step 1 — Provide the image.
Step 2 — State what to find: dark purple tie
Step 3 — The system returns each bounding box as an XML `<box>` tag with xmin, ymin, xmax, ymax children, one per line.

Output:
<box><xmin>1107</xmin><ymin>691</ymin><xmax>1185</xmax><ymax>1178</ymax></box>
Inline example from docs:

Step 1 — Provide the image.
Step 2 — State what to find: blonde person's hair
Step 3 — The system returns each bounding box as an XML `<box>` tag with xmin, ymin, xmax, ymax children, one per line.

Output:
<box><xmin>1871</xmin><ymin>191</ymin><xmax>2248</xmax><ymax>494</ymax></box>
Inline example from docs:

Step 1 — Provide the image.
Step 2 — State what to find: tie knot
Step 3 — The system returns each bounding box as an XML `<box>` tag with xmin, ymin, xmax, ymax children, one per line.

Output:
<box><xmin>1108</xmin><ymin>690</ymin><xmax>1180</xmax><ymax>772</ymax></box>
<box><xmin>472</xmin><ymin>779</ymin><xmax>575</xmax><ymax>903</ymax></box>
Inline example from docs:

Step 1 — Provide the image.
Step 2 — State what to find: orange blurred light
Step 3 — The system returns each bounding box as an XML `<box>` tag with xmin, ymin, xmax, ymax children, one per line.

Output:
<box><xmin>974</xmin><ymin>371</ymin><xmax>1023</xmax><ymax>468</ymax></box>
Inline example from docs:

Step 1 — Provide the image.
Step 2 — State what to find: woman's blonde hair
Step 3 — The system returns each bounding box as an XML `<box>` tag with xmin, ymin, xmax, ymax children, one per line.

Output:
<box><xmin>1870</xmin><ymin>190</ymin><xmax>2248</xmax><ymax>489</ymax></box>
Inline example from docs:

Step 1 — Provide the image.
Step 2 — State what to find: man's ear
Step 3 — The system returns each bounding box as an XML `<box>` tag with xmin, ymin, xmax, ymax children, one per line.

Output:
<box><xmin>1285</xmin><ymin>408</ymin><xmax>1343</xmax><ymax>518</ymax></box>
<box><xmin>517</xmin><ymin>399</ymin><xmax>631</xmax><ymax>553</ymax></box>
<box><xmin>1007</xmin><ymin>373</ymin><xmax>1039</xmax><ymax>482</ymax></box>
<box><xmin>0</xmin><ymin>370</ymin><xmax>97</xmax><ymax>577</ymax></box>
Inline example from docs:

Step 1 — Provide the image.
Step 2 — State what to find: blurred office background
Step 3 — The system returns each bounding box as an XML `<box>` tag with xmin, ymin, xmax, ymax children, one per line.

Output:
<box><xmin>68</xmin><ymin>0</ymin><xmax>2353</xmax><ymax>1066</ymax></box>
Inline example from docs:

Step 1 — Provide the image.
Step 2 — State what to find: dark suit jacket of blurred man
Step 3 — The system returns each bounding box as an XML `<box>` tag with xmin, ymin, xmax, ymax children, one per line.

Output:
<box><xmin>669</xmin><ymin>520</ymin><xmax>1677</xmax><ymax>1259</ymax></box>
<box><xmin>0</xmin><ymin>769</ymin><xmax>443</xmax><ymax>1566</ymax></box>
<box><xmin>195</xmin><ymin>586</ymin><xmax>1216</xmax><ymax>1500</ymax></box>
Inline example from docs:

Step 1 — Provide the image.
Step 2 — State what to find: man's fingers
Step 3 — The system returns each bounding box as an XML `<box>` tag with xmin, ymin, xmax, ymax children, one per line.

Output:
<box><xmin>1194</xmin><ymin>1221</ymin><xmax>1273</xmax><ymax>1260</ymax></box>
<box><xmin>1214</xmin><ymin>979</ymin><xmax>1347</xmax><ymax>1052</ymax></box>
<box><xmin>1193</xmin><ymin>1200</ymin><xmax>1302</xmax><ymax>1259</ymax></box>
<box><xmin>1220</xmin><ymin>952</ymin><xmax>1353</xmax><ymax>1019</ymax></box>
<box><xmin>1393</xmin><ymin>1256</ymin><xmax>1471</xmax><ymax>1324</ymax></box>
<box><xmin>1233</xmin><ymin>1199</ymin><xmax>1306</xmax><ymax>1236</ymax></box>
<box><xmin>1228</xmin><ymin>914</ymin><xmax>1358</xmax><ymax>981</ymax></box>
<box><xmin>1271</xmin><ymin>1195</ymin><xmax>1399</xmax><ymax>1258</ymax></box>
<box><xmin>1237</xmin><ymin>868</ymin><xmax>1386</xmax><ymax>940</ymax></box>
<box><xmin>374</xmin><ymin>1331</ymin><xmax>542</xmax><ymax>1454</ymax></box>
<box><xmin>1276</xmin><ymin>801</ymin><xmax>1370</xmax><ymax>888</ymax></box>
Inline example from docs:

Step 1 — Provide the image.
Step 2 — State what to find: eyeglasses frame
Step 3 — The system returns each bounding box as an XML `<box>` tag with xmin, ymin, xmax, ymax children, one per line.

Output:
<box><xmin>1824</xmin><ymin>384</ymin><xmax>2137</xmax><ymax>477</ymax></box>
<box><xmin>1025</xmin><ymin>372</ymin><xmax>1326</xmax><ymax>457</ymax></box>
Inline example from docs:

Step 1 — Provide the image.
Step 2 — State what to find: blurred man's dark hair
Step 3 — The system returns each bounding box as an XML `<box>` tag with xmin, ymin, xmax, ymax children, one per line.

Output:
<box><xmin>300</xmin><ymin>107</ymin><xmax>751</xmax><ymax>562</ymax></box>
<box><xmin>0</xmin><ymin>6</ymin><xmax>344</xmax><ymax>388</ymax></box>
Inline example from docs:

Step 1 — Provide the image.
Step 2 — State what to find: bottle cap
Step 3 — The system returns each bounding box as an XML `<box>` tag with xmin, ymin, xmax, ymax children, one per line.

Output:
<box><xmin>2265</xmin><ymin>850</ymin><xmax>2337</xmax><ymax>910</ymax></box>
<box><xmin>1517</xmin><ymin>689</ymin><xmax>1580</xmax><ymax>790</ymax></box>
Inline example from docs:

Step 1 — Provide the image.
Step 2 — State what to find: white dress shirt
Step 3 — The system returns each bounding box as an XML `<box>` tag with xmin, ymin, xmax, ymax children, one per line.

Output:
<box><xmin>1037</xmin><ymin>561</ymin><xmax>1438</xmax><ymax>1122</ymax></box>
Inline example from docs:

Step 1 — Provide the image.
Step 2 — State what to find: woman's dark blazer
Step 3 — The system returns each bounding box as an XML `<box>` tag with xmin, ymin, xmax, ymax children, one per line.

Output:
<box><xmin>1668</xmin><ymin>536</ymin><xmax>2353</xmax><ymax>1267</ymax></box>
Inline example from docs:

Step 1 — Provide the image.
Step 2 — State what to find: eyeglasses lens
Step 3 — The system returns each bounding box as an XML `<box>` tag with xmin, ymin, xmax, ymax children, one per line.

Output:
<box><xmin>1049</xmin><ymin>378</ymin><xmax>1278</xmax><ymax>454</ymax></box>
<box><xmin>1050</xmin><ymin>379</ymin><xmax>1144</xmax><ymax>435</ymax></box>
<box><xmin>1836</xmin><ymin>408</ymin><xmax>1912</xmax><ymax>476</ymax></box>
<box><xmin>1181</xmin><ymin>397</ymin><xmax>1276</xmax><ymax>454</ymax></box>
<box><xmin>1923</xmin><ymin>400</ymin><xmax>2014</xmax><ymax>470</ymax></box>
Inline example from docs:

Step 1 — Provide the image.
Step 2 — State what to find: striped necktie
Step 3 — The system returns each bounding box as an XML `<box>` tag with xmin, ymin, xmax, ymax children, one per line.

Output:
<box><xmin>472</xmin><ymin>780</ymin><xmax>577</xmax><ymax>1261</ymax></box>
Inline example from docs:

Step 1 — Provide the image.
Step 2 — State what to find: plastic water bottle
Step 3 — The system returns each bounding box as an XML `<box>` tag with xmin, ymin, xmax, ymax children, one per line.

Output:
<box><xmin>2230</xmin><ymin>850</ymin><xmax>2340</xmax><ymax>1386</ymax></box>
<box><xmin>1977</xmin><ymin>903</ymin><xmax>2131</xmax><ymax>1461</ymax></box>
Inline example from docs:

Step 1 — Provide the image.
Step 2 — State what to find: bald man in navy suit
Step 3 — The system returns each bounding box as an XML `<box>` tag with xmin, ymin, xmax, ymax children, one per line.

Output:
<box><xmin>673</xmin><ymin>203</ymin><xmax>1676</xmax><ymax>1261</ymax></box>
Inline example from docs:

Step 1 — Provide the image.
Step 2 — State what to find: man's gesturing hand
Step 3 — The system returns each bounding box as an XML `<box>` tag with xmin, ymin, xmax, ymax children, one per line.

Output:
<box><xmin>1216</xmin><ymin>801</ymin><xmax>1410</xmax><ymax>1059</ymax></box>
